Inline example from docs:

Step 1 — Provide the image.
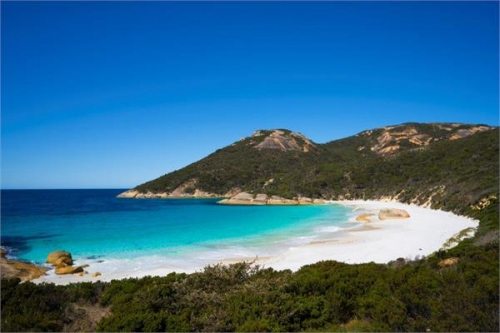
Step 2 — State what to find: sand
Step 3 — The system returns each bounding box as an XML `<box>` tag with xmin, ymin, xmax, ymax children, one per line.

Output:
<box><xmin>34</xmin><ymin>200</ymin><xmax>478</xmax><ymax>285</ymax></box>
<box><xmin>263</xmin><ymin>200</ymin><xmax>478</xmax><ymax>271</ymax></box>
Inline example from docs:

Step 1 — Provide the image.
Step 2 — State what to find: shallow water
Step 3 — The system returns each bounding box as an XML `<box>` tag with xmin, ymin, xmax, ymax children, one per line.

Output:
<box><xmin>1</xmin><ymin>189</ymin><xmax>353</xmax><ymax>264</ymax></box>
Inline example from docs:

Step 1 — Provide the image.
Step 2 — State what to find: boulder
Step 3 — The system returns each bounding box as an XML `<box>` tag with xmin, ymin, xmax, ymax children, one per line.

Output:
<box><xmin>193</xmin><ymin>189</ymin><xmax>217</xmax><ymax>198</ymax></box>
<box><xmin>117</xmin><ymin>190</ymin><xmax>139</xmax><ymax>198</ymax></box>
<box><xmin>47</xmin><ymin>251</ymin><xmax>73</xmax><ymax>266</ymax></box>
<box><xmin>55</xmin><ymin>265</ymin><xmax>84</xmax><ymax>275</ymax></box>
<box><xmin>232</xmin><ymin>192</ymin><xmax>254</xmax><ymax>201</ymax></box>
<box><xmin>378</xmin><ymin>208</ymin><xmax>410</xmax><ymax>220</ymax></box>
<box><xmin>267</xmin><ymin>196</ymin><xmax>298</xmax><ymax>205</ymax></box>
<box><xmin>54</xmin><ymin>256</ymin><xmax>73</xmax><ymax>267</ymax></box>
<box><xmin>378</xmin><ymin>145</ymin><xmax>400</xmax><ymax>155</ymax></box>
<box><xmin>218</xmin><ymin>192</ymin><xmax>256</xmax><ymax>205</ymax></box>
<box><xmin>92</xmin><ymin>272</ymin><xmax>102</xmax><ymax>278</ymax></box>
<box><xmin>254</xmin><ymin>193</ymin><xmax>268</xmax><ymax>203</ymax></box>
<box><xmin>438</xmin><ymin>257</ymin><xmax>459</xmax><ymax>268</ymax></box>
<box><xmin>356</xmin><ymin>213</ymin><xmax>374</xmax><ymax>222</ymax></box>
<box><xmin>219</xmin><ymin>193</ymin><xmax>323</xmax><ymax>205</ymax></box>
<box><xmin>298</xmin><ymin>197</ymin><xmax>313</xmax><ymax>205</ymax></box>
<box><xmin>0</xmin><ymin>257</ymin><xmax>47</xmax><ymax>281</ymax></box>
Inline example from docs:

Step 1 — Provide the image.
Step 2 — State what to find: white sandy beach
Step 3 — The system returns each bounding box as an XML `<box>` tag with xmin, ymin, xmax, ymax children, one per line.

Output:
<box><xmin>264</xmin><ymin>200</ymin><xmax>478</xmax><ymax>271</ymax></box>
<box><xmin>34</xmin><ymin>200</ymin><xmax>478</xmax><ymax>285</ymax></box>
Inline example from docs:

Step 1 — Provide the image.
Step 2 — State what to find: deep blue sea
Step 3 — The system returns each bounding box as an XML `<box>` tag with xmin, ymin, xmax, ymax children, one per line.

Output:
<box><xmin>1</xmin><ymin>189</ymin><xmax>352</xmax><ymax>265</ymax></box>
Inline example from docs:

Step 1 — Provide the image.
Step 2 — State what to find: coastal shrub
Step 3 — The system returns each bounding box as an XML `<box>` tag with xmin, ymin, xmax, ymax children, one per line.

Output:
<box><xmin>1</xmin><ymin>279</ymin><xmax>69</xmax><ymax>331</ymax></box>
<box><xmin>2</xmin><ymin>204</ymin><xmax>498</xmax><ymax>332</ymax></box>
<box><xmin>2</xmin><ymin>236</ymin><xmax>498</xmax><ymax>332</ymax></box>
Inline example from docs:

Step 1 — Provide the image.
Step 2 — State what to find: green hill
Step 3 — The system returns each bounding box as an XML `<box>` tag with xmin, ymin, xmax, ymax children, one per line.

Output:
<box><xmin>123</xmin><ymin>123</ymin><xmax>497</xmax><ymax>214</ymax></box>
<box><xmin>132</xmin><ymin>129</ymin><xmax>326</xmax><ymax>198</ymax></box>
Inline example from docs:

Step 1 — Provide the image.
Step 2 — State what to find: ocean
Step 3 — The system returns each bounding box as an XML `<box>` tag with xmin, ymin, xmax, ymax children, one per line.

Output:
<box><xmin>1</xmin><ymin>189</ymin><xmax>353</xmax><ymax>269</ymax></box>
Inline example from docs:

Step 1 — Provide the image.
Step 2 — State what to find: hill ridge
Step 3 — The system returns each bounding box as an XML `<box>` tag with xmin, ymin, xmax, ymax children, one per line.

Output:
<box><xmin>119</xmin><ymin>122</ymin><xmax>497</xmax><ymax>214</ymax></box>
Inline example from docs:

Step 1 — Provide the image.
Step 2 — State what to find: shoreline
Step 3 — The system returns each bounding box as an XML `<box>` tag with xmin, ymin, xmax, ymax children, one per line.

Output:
<box><xmin>260</xmin><ymin>200</ymin><xmax>478</xmax><ymax>271</ymax></box>
<box><xmin>117</xmin><ymin>189</ymin><xmax>328</xmax><ymax>205</ymax></box>
<box><xmin>31</xmin><ymin>199</ymin><xmax>478</xmax><ymax>285</ymax></box>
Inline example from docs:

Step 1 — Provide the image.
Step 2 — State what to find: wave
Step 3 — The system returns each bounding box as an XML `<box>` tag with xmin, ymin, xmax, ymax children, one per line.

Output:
<box><xmin>314</xmin><ymin>225</ymin><xmax>341</xmax><ymax>233</ymax></box>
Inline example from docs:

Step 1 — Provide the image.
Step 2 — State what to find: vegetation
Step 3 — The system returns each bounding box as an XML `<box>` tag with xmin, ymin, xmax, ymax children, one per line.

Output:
<box><xmin>135</xmin><ymin>123</ymin><xmax>498</xmax><ymax>216</ymax></box>
<box><xmin>2</xmin><ymin>204</ymin><xmax>498</xmax><ymax>331</ymax></box>
<box><xmin>317</xmin><ymin>129</ymin><xmax>499</xmax><ymax>214</ymax></box>
<box><xmin>1</xmin><ymin>123</ymin><xmax>498</xmax><ymax>332</ymax></box>
<box><xmin>136</xmin><ymin>129</ymin><xmax>327</xmax><ymax>197</ymax></box>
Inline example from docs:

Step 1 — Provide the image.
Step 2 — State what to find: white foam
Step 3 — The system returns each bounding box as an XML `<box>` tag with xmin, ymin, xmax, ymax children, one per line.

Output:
<box><xmin>314</xmin><ymin>225</ymin><xmax>341</xmax><ymax>233</ymax></box>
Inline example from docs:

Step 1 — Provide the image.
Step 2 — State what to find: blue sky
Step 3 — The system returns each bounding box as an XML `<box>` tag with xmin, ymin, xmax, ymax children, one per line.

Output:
<box><xmin>1</xmin><ymin>1</ymin><xmax>498</xmax><ymax>189</ymax></box>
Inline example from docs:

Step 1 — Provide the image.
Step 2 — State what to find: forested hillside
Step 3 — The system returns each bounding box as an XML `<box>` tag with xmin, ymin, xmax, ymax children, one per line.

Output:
<box><xmin>129</xmin><ymin>123</ymin><xmax>497</xmax><ymax>214</ymax></box>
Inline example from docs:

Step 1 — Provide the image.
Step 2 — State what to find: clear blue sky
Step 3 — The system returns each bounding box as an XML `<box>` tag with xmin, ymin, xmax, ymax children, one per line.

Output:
<box><xmin>1</xmin><ymin>1</ymin><xmax>498</xmax><ymax>189</ymax></box>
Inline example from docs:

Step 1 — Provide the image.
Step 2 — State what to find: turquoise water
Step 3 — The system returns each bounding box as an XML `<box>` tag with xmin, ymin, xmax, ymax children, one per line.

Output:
<box><xmin>1</xmin><ymin>190</ymin><xmax>352</xmax><ymax>264</ymax></box>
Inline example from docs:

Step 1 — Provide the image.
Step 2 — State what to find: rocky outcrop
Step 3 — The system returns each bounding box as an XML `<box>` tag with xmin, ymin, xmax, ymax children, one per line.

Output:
<box><xmin>0</xmin><ymin>256</ymin><xmax>47</xmax><ymax>281</ymax></box>
<box><xmin>218</xmin><ymin>193</ymin><xmax>325</xmax><ymax>205</ymax></box>
<box><xmin>353</xmin><ymin>209</ymin><xmax>410</xmax><ymax>223</ymax></box>
<box><xmin>0</xmin><ymin>246</ymin><xmax>47</xmax><ymax>281</ymax></box>
<box><xmin>314</xmin><ymin>198</ymin><xmax>326</xmax><ymax>204</ymax></box>
<box><xmin>251</xmin><ymin>130</ymin><xmax>316</xmax><ymax>153</ymax></box>
<box><xmin>298</xmin><ymin>197</ymin><xmax>313</xmax><ymax>204</ymax></box>
<box><xmin>438</xmin><ymin>257</ymin><xmax>459</xmax><ymax>268</ymax></box>
<box><xmin>117</xmin><ymin>179</ymin><xmax>221</xmax><ymax>199</ymax></box>
<box><xmin>169</xmin><ymin>178</ymin><xmax>198</xmax><ymax>196</ymax></box>
<box><xmin>55</xmin><ymin>265</ymin><xmax>84</xmax><ymax>275</ymax></box>
<box><xmin>47</xmin><ymin>250</ymin><xmax>73</xmax><ymax>266</ymax></box>
<box><xmin>117</xmin><ymin>189</ymin><xmax>140</xmax><ymax>198</ymax></box>
<box><xmin>356</xmin><ymin>213</ymin><xmax>374</xmax><ymax>222</ymax></box>
<box><xmin>218</xmin><ymin>192</ymin><xmax>260</xmax><ymax>205</ymax></box>
<box><xmin>254</xmin><ymin>193</ymin><xmax>269</xmax><ymax>204</ymax></box>
<box><xmin>378</xmin><ymin>208</ymin><xmax>410</xmax><ymax>220</ymax></box>
<box><xmin>449</xmin><ymin>126</ymin><xmax>491</xmax><ymax>140</ymax></box>
<box><xmin>267</xmin><ymin>196</ymin><xmax>300</xmax><ymax>205</ymax></box>
<box><xmin>368</xmin><ymin>126</ymin><xmax>430</xmax><ymax>156</ymax></box>
<box><xmin>358</xmin><ymin>124</ymin><xmax>494</xmax><ymax>156</ymax></box>
<box><xmin>47</xmin><ymin>250</ymin><xmax>87</xmax><ymax>275</ymax></box>
<box><xmin>470</xmin><ymin>194</ymin><xmax>497</xmax><ymax>211</ymax></box>
<box><xmin>117</xmin><ymin>189</ymin><xmax>221</xmax><ymax>199</ymax></box>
